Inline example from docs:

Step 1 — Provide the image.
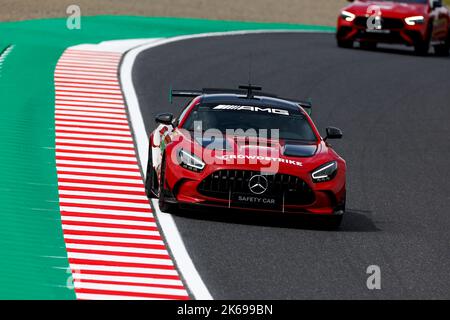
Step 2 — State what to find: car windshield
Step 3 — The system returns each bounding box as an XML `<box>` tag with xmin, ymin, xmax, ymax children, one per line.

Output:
<box><xmin>182</xmin><ymin>104</ymin><xmax>317</xmax><ymax>142</ymax></box>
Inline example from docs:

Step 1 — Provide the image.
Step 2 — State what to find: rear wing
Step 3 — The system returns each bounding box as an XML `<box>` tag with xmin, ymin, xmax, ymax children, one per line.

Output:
<box><xmin>293</xmin><ymin>99</ymin><xmax>312</xmax><ymax>116</ymax></box>
<box><xmin>170</xmin><ymin>87</ymin><xmax>277</xmax><ymax>99</ymax></box>
<box><xmin>169</xmin><ymin>85</ymin><xmax>312</xmax><ymax>115</ymax></box>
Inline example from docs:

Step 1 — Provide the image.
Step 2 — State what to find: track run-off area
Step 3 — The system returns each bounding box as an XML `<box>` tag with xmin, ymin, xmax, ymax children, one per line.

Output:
<box><xmin>0</xmin><ymin>16</ymin><xmax>449</xmax><ymax>299</ymax></box>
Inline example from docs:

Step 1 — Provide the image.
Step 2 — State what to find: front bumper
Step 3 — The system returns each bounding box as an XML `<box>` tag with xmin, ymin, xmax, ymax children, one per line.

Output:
<box><xmin>163</xmin><ymin>162</ymin><xmax>346</xmax><ymax>216</ymax></box>
<box><xmin>337</xmin><ymin>16</ymin><xmax>427</xmax><ymax>45</ymax></box>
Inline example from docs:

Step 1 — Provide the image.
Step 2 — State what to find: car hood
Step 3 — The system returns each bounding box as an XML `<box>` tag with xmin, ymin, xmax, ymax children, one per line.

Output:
<box><xmin>344</xmin><ymin>1</ymin><xmax>427</xmax><ymax>17</ymax></box>
<box><xmin>195</xmin><ymin>135</ymin><xmax>317</xmax><ymax>156</ymax></box>
<box><xmin>175</xmin><ymin>131</ymin><xmax>329</xmax><ymax>172</ymax></box>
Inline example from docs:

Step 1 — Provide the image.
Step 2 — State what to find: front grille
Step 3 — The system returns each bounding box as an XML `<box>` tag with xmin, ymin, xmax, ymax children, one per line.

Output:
<box><xmin>354</xmin><ymin>17</ymin><xmax>404</xmax><ymax>29</ymax></box>
<box><xmin>197</xmin><ymin>170</ymin><xmax>315</xmax><ymax>205</ymax></box>
<box><xmin>356</xmin><ymin>29</ymin><xmax>405</xmax><ymax>43</ymax></box>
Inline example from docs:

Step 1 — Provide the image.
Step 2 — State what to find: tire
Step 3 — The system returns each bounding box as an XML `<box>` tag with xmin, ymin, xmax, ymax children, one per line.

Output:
<box><xmin>324</xmin><ymin>215</ymin><xmax>343</xmax><ymax>230</ymax></box>
<box><xmin>434</xmin><ymin>30</ymin><xmax>450</xmax><ymax>56</ymax></box>
<box><xmin>360</xmin><ymin>41</ymin><xmax>377</xmax><ymax>50</ymax></box>
<box><xmin>337</xmin><ymin>39</ymin><xmax>353</xmax><ymax>48</ymax></box>
<box><xmin>158</xmin><ymin>154</ymin><xmax>177</xmax><ymax>213</ymax></box>
<box><xmin>144</xmin><ymin>145</ymin><xmax>158</xmax><ymax>198</ymax></box>
<box><xmin>414</xmin><ymin>23</ymin><xmax>432</xmax><ymax>56</ymax></box>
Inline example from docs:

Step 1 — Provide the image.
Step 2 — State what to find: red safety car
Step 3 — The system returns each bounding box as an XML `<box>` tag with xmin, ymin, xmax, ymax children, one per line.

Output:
<box><xmin>145</xmin><ymin>85</ymin><xmax>346</xmax><ymax>227</ymax></box>
<box><xmin>337</xmin><ymin>0</ymin><xmax>450</xmax><ymax>55</ymax></box>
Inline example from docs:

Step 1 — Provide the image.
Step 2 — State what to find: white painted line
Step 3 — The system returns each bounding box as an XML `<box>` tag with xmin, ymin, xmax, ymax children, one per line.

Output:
<box><xmin>56</xmin><ymin>64</ymin><xmax>119</xmax><ymax>70</ymax></box>
<box><xmin>55</xmin><ymin>105</ymin><xmax>126</xmax><ymax>114</ymax></box>
<box><xmin>67</xmin><ymin>252</ymin><xmax>173</xmax><ymax>266</ymax></box>
<box><xmin>55</xmin><ymin>127</ymin><xmax>130</xmax><ymax>136</ymax></box>
<box><xmin>56</xmin><ymin>161</ymin><xmax>137</xmax><ymax>170</ymax></box>
<box><xmin>59</xmin><ymin>197</ymin><xmax>149</xmax><ymax>208</ymax></box>
<box><xmin>68</xmin><ymin>264</ymin><xmax>177</xmax><ymax>276</ymax></box>
<box><xmin>62</xmin><ymin>225</ymin><xmax>159</xmax><ymax>238</ymax></box>
<box><xmin>55</xmin><ymin>111</ymin><xmax>127</xmax><ymax>119</ymax></box>
<box><xmin>59</xmin><ymin>206</ymin><xmax>151</xmax><ymax>217</ymax></box>
<box><xmin>66</xmin><ymin>244</ymin><xmax>167</xmax><ymax>257</ymax></box>
<box><xmin>55</xmin><ymin>132</ymin><xmax>132</xmax><ymax>141</ymax></box>
<box><xmin>74</xmin><ymin>281</ymin><xmax>187</xmax><ymax>297</ymax></box>
<box><xmin>55</xmin><ymin>69</ymin><xmax>118</xmax><ymax>77</ymax></box>
<box><xmin>75</xmin><ymin>293</ymin><xmax>156</xmax><ymax>300</ymax></box>
<box><xmin>59</xmin><ymin>190</ymin><xmax>147</xmax><ymax>200</ymax></box>
<box><xmin>56</xmin><ymin>145</ymin><xmax>135</xmax><ymax>155</ymax></box>
<box><xmin>55</xmin><ymin>87</ymin><xmax>123</xmax><ymax>94</ymax></box>
<box><xmin>55</xmin><ymin>96</ymin><xmax>124</xmax><ymax>104</ymax></box>
<box><xmin>59</xmin><ymin>198</ymin><xmax>149</xmax><ymax>209</ymax></box>
<box><xmin>55</xmin><ymin>68</ymin><xmax>119</xmax><ymax>76</ymax></box>
<box><xmin>60</xmin><ymin>53</ymin><xmax>121</xmax><ymax>60</ymax></box>
<box><xmin>55</xmin><ymin>101</ymin><xmax>124</xmax><ymax>108</ymax></box>
<box><xmin>55</xmin><ymin>91</ymin><xmax>123</xmax><ymax>99</ymax></box>
<box><xmin>152</xmin><ymin>200</ymin><xmax>214</xmax><ymax>299</ymax></box>
<box><xmin>62</xmin><ymin>218</ymin><xmax>157</xmax><ymax>229</ymax></box>
<box><xmin>55</xmin><ymin>121</ymin><xmax>128</xmax><ymax>130</ymax></box>
<box><xmin>58</xmin><ymin>59</ymin><xmax>120</xmax><ymax>66</ymax></box>
<box><xmin>54</xmin><ymin>72</ymin><xmax>118</xmax><ymax>81</ymax></box>
<box><xmin>55</xmin><ymin>78</ymin><xmax>120</xmax><ymax>86</ymax></box>
<box><xmin>72</xmin><ymin>272</ymin><xmax>182</xmax><ymax>286</ymax></box>
<box><xmin>55</xmin><ymin>83</ymin><xmax>122</xmax><ymax>90</ymax></box>
<box><xmin>56</xmin><ymin>139</ymin><xmax>134</xmax><ymax>149</ymax></box>
<box><xmin>55</xmin><ymin>117</ymin><xmax>127</xmax><ymax>125</ymax></box>
<box><xmin>56</xmin><ymin>167</ymin><xmax>141</xmax><ymax>176</ymax></box>
<box><xmin>55</xmin><ymin>152</ymin><xmax>136</xmax><ymax>162</ymax></box>
<box><xmin>62</xmin><ymin>52</ymin><xmax>121</xmax><ymax>58</ymax></box>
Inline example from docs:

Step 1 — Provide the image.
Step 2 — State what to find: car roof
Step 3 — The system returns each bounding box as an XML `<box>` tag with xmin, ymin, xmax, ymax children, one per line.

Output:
<box><xmin>199</xmin><ymin>94</ymin><xmax>303</xmax><ymax>113</ymax></box>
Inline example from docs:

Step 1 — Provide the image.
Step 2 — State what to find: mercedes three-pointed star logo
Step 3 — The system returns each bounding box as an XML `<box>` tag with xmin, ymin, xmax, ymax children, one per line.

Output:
<box><xmin>248</xmin><ymin>175</ymin><xmax>269</xmax><ymax>195</ymax></box>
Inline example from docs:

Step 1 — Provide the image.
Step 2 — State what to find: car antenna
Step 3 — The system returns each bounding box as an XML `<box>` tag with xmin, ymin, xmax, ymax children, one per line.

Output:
<box><xmin>248</xmin><ymin>52</ymin><xmax>252</xmax><ymax>86</ymax></box>
<box><xmin>238</xmin><ymin>53</ymin><xmax>262</xmax><ymax>98</ymax></box>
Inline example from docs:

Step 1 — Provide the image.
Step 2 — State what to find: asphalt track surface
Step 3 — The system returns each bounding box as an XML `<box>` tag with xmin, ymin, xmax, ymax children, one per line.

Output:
<box><xmin>132</xmin><ymin>32</ymin><xmax>450</xmax><ymax>299</ymax></box>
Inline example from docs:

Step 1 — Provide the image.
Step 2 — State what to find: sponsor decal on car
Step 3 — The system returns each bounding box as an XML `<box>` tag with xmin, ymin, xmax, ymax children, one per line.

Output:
<box><xmin>213</xmin><ymin>105</ymin><xmax>290</xmax><ymax>116</ymax></box>
<box><xmin>216</xmin><ymin>154</ymin><xmax>303</xmax><ymax>167</ymax></box>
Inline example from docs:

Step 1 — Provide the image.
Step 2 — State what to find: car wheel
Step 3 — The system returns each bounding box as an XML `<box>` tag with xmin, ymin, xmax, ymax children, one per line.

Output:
<box><xmin>337</xmin><ymin>39</ymin><xmax>353</xmax><ymax>48</ymax></box>
<box><xmin>324</xmin><ymin>215</ymin><xmax>343</xmax><ymax>229</ymax></box>
<box><xmin>414</xmin><ymin>23</ymin><xmax>432</xmax><ymax>56</ymax></box>
<box><xmin>145</xmin><ymin>145</ymin><xmax>159</xmax><ymax>198</ymax></box>
<box><xmin>434</xmin><ymin>30</ymin><xmax>450</xmax><ymax>56</ymax></box>
<box><xmin>360</xmin><ymin>41</ymin><xmax>377</xmax><ymax>50</ymax></box>
<box><xmin>158</xmin><ymin>154</ymin><xmax>177</xmax><ymax>213</ymax></box>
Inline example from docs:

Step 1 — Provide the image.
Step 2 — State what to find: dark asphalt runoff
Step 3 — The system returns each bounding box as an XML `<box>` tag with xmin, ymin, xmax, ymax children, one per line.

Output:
<box><xmin>132</xmin><ymin>32</ymin><xmax>450</xmax><ymax>299</ymax></box>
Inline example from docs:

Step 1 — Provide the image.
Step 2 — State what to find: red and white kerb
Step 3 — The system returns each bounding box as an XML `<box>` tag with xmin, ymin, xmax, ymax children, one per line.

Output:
<box><xmin>54</xmin><ymin>48</ymin><xmax>189</xmax><ymax>300</ymax></box>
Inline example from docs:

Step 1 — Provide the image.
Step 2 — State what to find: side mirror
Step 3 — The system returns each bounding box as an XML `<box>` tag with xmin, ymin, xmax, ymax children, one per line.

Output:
<box><xmin>324</xmin><ymin>127</ymin><xmax>343</xmax><ymax>140</ymax></box>
<box><xmin>155</xmin><ymin>113</ymin><xmax>174</xmax><ymax>125</ymax></box>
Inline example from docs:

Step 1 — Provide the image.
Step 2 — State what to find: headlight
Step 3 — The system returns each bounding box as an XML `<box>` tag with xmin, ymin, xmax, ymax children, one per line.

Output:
<box><xmin>178</xmin><ymin>149</ymin><xmax>205</xmax><ymax>172</ymax></box>
<box><xmin>311</xmin><ymin>161</ymin><xmax>338</xmax><ymax>183</ymax></box>
<box><xmin>404</xmin><ymin>16</ymin><xmax>424</xmax><ymax>26</ymax></box>
<box><xmin>341</xmin><ymin>10</ymin><xmax>356</xmax><ymax>22</ymax></box>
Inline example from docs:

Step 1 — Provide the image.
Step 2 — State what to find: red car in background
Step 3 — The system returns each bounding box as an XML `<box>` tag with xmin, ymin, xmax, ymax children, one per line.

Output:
<box><xmin>337</xmin><ymin>0</ymin><xmax>450</xmax><ymax>55</ymax></box>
